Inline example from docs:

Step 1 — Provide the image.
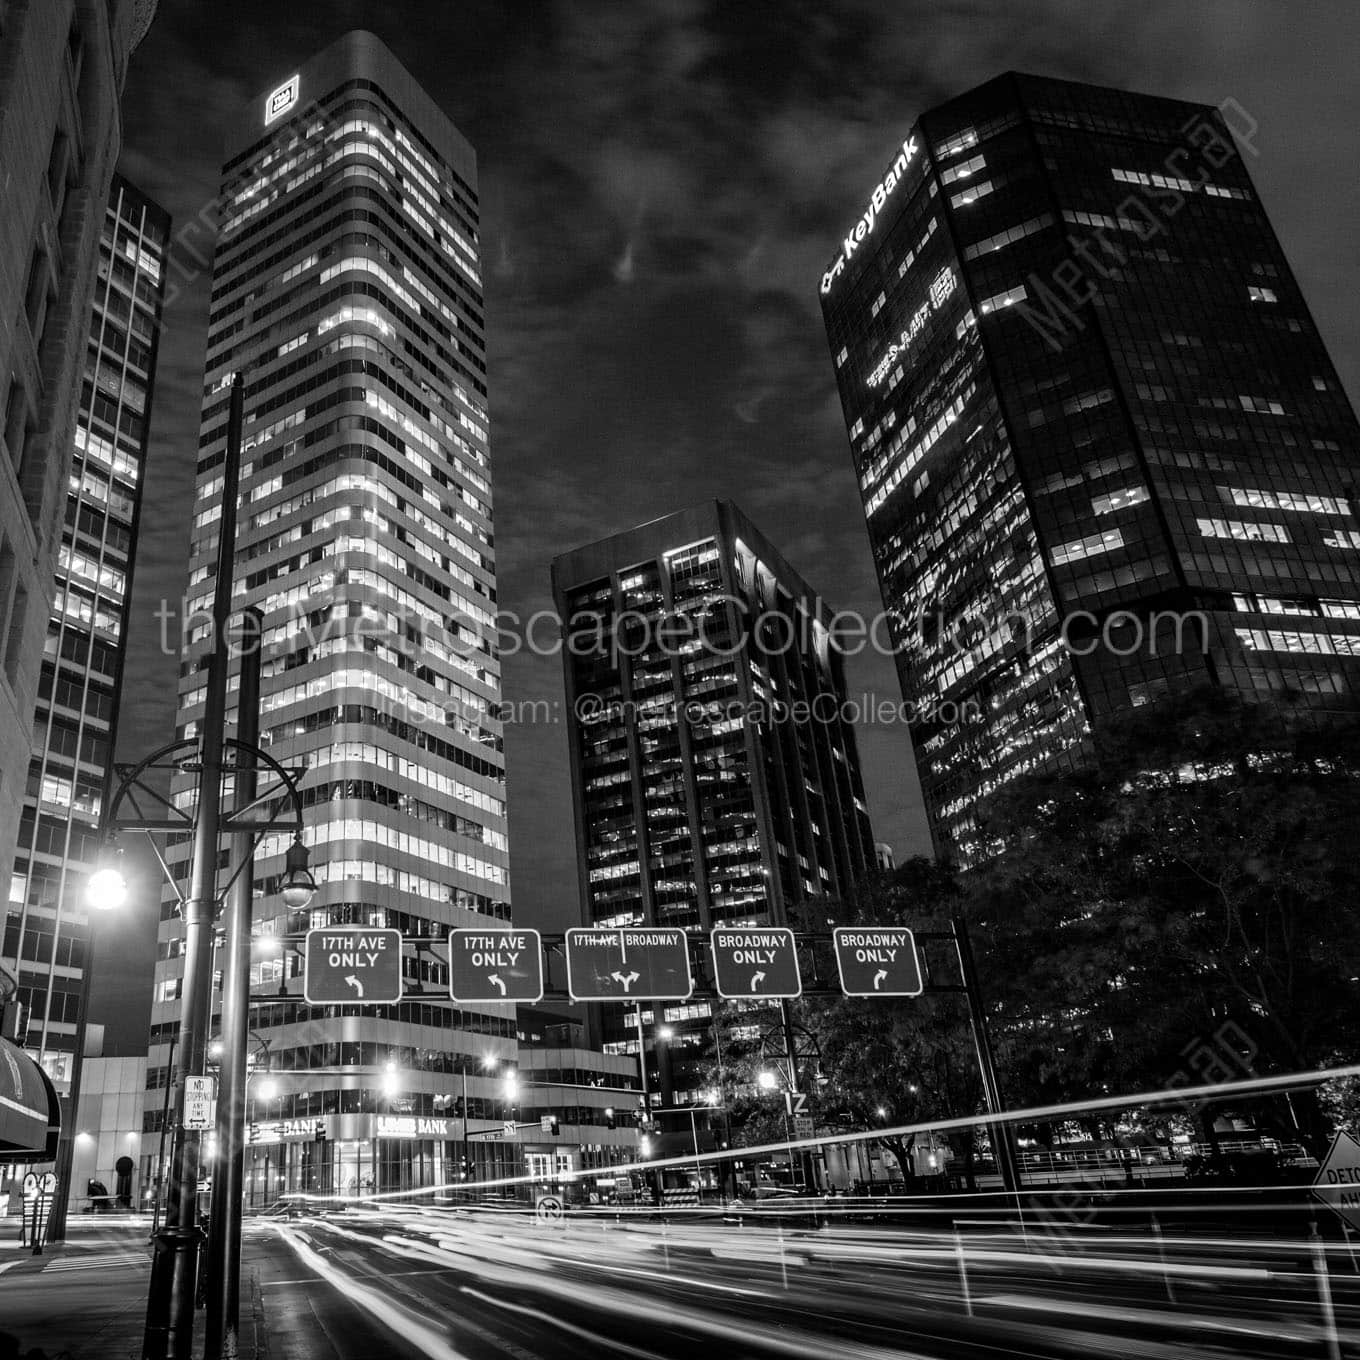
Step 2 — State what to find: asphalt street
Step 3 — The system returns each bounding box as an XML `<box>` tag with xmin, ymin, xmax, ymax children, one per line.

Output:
<box><xmin>2</xmin><ymin>1205</ymin><xmax>1355</xmax><ymax>1359</ymax></box>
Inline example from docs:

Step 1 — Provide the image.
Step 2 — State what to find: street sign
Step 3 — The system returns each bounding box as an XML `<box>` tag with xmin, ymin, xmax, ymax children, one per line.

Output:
<box><xmin>784</xmin><ymin>1091</ymin><xmax>808</xmax><ymax>1117</ymax></box>
<box><xmin>792</xmin><ymin>1114</ymin><xmax>815</xmax><ymax>1141</ymax></box>
<box><xmin>710</xmin><ymin>927</ymin><xmax>800</xmax><ymax>998</ymax></box>
<box><xmin>535</xmin><ymin>1192</ymin><xmax>565</xmax><ymax>1224</ymax></box>
<box><xmin>184</xmin><ymin>1075</ymin><xmax>216</xmax><ymax>1131</ymax></box>
<box><xmin>304</xmin><ymin>927</ymin><xmax>403</xmax><ymax>1004</ymax></box>
<box><xmin>832</xmin><ymin>927</ymin><xmax>923</xmax><ymax>997</ymax></box>
<box><xmin>1314</xmin><ymin>1131</ymin><xmax>1360</xmax><ymax>1229</ymax></box>
<box><xmin>448</xmin><ymin>928</ymin><xmax>543</xmax><ymax>1003</ymax></box>
<box><xmin>503</xmin><ymin>1121</ymin><xmax>517</xmax><ymax>1137</ymax></box>
<box><xmin>40</xmin><ymin>1172</ymin><xmax>56</xmax><ymax>1194</ymax></box>
<box><xmin>564</xmin><ymin>927</ymin><xmax>693</xmax><ymax>1001</ymax></box>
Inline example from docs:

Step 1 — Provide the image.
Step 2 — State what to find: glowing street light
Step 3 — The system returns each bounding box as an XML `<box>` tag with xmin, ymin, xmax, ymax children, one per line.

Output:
<box><xmin>86</xmin><ymin>859</ymin><xmax>128</xmax><ymax>912</ymax></box>
<box><xmin>757</xmin><ymin>1069</ymin><xmax>779</xmax><ymax>1092</ymax></box>
<box><xmin>254</xmin><ymin>1076</ymin><xmax>279</xmax><ymax>1103</ymax></box>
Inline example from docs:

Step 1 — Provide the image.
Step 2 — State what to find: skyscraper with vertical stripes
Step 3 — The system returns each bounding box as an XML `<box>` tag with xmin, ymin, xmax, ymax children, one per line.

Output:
<box><xmin>144</xmin><ymin>32</ymin><xmax>517</xmax><ymax>1202</ymax></box>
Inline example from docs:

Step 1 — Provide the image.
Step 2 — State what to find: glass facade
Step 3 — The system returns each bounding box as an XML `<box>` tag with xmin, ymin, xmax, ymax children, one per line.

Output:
<box><xmin>4</xmin><ymin>177</ymin><xmax>167</xmax><ymax>1099</ymax></box>
<box><xmin>552</xmin><ymin>501</ymin><xmax>876</xmax><ymax>1106</ymax></box>
<box><xmin>820</xmin><ymin>73</ymin><xmax>1360</xmax><ymax>864</ymax></box>
<box><xmin>143</xmin><ymin>34</ymin><xmax>515</xmax><ymax>1201</ymax></box>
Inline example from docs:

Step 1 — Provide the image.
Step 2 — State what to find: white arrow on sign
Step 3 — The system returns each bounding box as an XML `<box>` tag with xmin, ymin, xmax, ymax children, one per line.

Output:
<box><xmin>749</xmin><ymin>971</ymin><xmax>766</xmax><ymax>992</ymax></box>
<box><xmin>872</xmin><ymin>969</ymin><xmax>888</xmax><ymax>990</ymax></box>
<box><xmin>488</xmin><ymin>973</ymin><xmax>507</xmax><ymax>995</ymax></box>
<box><xmin>611</xmin><ymin>970</ymin><xmax>639</xmax><ymax>992</ymax></box>
<box><xmin>345</xmin><ymin>975</ymin><xmax>364</xmax><ymax>998</ymax></box>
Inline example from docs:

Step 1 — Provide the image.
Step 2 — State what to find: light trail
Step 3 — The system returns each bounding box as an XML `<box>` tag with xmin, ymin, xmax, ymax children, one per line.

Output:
<box><xmin>270</xmin><ymin>1057</ymin><xmax>1357</xmax><ymax>1207</ymax></box>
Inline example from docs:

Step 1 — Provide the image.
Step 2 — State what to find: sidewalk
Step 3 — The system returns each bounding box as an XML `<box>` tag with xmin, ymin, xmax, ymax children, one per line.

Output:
<box><xmin>0</xmin><ymin>1218</ymin><xmax>266</xmax><ymax>1359</ymax></box>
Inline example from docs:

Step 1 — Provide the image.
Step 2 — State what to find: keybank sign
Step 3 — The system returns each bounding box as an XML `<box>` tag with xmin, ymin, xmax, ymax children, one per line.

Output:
<box><xmin>821</xmin><ymin>136</ymin><xmax>920</xmax><ymax>296</ymax></box>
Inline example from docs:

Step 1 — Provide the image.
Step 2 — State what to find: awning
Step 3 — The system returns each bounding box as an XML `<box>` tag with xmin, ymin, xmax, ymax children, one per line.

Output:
<box><xmin>0</xmin><ymin>1037</ymin><xmax>61</xmax><ymax>1162</ymax></box>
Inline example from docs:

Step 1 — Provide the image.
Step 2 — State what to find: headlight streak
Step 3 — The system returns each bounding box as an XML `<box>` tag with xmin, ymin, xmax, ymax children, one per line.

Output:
<box><xmin>267</xmin><ymin>1060</ymin><xmax>1360</xmax><ymax>1209</ymax></box>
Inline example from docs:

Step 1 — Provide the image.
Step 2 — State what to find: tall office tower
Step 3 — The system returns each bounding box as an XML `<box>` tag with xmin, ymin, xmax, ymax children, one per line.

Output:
<box><xmin>552</xmin><ymin>501</ymin><xmax>876</xmax><ymax>1107</ymax></box>
<box><xmin>4</xmin><ymin>177</ymin><xmax>167</xmax><ymax>1110</ymax></box>
<box><xmin>144</xmin><ymin>33</ymin><xmax>514</xmax><ymax>1200</ymax></box>
<box><xmin>819</xmin><ymin>73</ymin><xmax>1360</xmax><ymax>863</ymax></box>
<box><xmin>0</xmin><ymin>0</ymin><xmax>158</xmax><ymax>886</ymax></box>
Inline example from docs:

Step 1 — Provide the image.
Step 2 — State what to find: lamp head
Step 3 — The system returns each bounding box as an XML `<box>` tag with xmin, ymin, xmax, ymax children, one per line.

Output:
<box><xmin>280</xmin><ymin>836</ymin><xmax>316</xmax><ymax>909</ymax></box>
<box><xmin>86</xmin><ymin>844</ymin><xmax>128</xmax><ymax>912</ymax></box>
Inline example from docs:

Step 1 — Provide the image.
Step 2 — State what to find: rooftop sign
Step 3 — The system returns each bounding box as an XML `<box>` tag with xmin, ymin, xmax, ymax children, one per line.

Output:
<box><xmin>821</xmin><ymin>136</ymin><xmax>920</xmax><ymax>297</ymax></box>
<box><xmin>265</xmin><ymin>74</ymin><xmax>300</xmax><ymax>125</ymax></box>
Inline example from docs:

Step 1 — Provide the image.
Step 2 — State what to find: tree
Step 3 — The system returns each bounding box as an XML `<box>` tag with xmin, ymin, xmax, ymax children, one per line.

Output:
<box><xmin>797</xmin><ymin>859</ymin><xmax>990</xmax><ymax>1188</ymax></box>
<box><xmin>969</xmin><ymin>687</ymin><xmax>1360</xmax><ymax>1155</ymax></box>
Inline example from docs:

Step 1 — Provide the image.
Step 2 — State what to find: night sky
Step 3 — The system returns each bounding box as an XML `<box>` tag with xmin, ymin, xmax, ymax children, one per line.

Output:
<box><xmin>88</xmin><ymin>0</ymin><xmax>1360</xmax><ymax>1051</ymax></box>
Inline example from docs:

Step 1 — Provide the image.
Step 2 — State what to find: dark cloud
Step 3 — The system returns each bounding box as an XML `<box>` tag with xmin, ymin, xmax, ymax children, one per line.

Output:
<box><xmin>92</xmin><ymin>0</ymin><xmax>1360</xmax><ymax>1047</ymax></box>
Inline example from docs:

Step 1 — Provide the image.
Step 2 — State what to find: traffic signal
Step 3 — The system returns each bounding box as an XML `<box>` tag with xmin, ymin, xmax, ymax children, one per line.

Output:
<box><xmin>460</xmin><ymin>1158</ymin><xmax>474</xmax><ymax>1180</ymax></box>
<box><xmin>313</xmin><ymin>1121</ymin><xmax>326</xmax><ymax>1144</ymax></box>
<box><xmin>604</xmin><ymin>1107</ymin><xmax>616</xmax><ymax>1130</ymax></box>
<box><xmin>548</xmin><ymin>1116</ymin><xmax>559</xmax><ymax>1136</ymax></box>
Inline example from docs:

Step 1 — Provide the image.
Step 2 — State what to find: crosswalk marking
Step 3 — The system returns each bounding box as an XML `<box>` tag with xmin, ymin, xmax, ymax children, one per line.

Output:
<box><xmin>43</xmin><ymin>1248</ymin><xmax>149</xmax><ymax>1274</ymax></box>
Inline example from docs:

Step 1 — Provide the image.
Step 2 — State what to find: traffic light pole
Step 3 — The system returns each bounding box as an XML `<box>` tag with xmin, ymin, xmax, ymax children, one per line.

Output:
<box><xmin>142</xmin><ymin>374</ymin><xmax>246</xmax><ymax>1360</ymax></box>
<box><xmin>205</xmin><ymin>607</ymin><xmax>262</xmax><ymax>1360</ymax></box>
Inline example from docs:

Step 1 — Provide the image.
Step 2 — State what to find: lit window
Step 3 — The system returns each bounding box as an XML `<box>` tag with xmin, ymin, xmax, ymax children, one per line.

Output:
<box><xmin>962</xmin><ymin>213</ymin><xmax>1055</xmax><ymax>260</ymax></box>
<box><xmin>1324</xmin><ymin>529</ymin><xmax>1360</xmax><ymax>550</ymax></box>
<box><xmin>1091</xmin><ymin>485</ymin><xmax>1150</xmax><ymax>516</ymax></box>
<box><xmin>1050</xmin><ymin>528</ymin><xmax>1124</xmax><ymax>566</ymax></box>
<box><xmin>1196</xmin><ymin>518</ymin><xmax>1290</xmax><ymax>543</ymax></box>
<box><xmin>1239</xmin><ymin>395</ymin><xmax>1286</xmax><ymax>415</ymax></box>
<box><xmin>1247</xmin><ymin>286</ymin><xmax>1277</xmax><ymax>303</ymax></box>
<box><xmin>978</xmin><ymin>284</ymin><xmax>1027</xmax><ymax>314</ymax></box>
<box><xmin>934</xmin><ymin>128</ymin><xmax>978</xmax><ymax>159</ymax></box>
<box><xmin>950</xmin><ymin>179</ymin><xmax>993</xmax><ymax>207</ymax></box>
<box><xmin>1225</xmin><ymin>487</ymin><xmax>1347</xmax><ymax>515</ymax></box>
<box><xmin>940</xmin><ymin>154</ymin><xmax>986</xmax><ymax>185</ymax></box>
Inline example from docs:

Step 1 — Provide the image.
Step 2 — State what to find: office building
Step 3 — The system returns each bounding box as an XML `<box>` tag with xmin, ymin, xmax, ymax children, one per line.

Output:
<box><xmin>4</xmin><ymin>176</ymin><xmax>167</xmax><ymax>1093</ymax></box>
<box><xmin>0</xmin><ymin>0</ymin><xmax>158</xmax><ymax>890</ymax></box>
<box><xmin>1</xmin><ymin>178</ymin><xmax>167</xmax><ymax>1222</ymax></box>
<box><xmin>552</xmin><ymin>500</ymin><xmax>876</xmax><ymax>1112</ymax></box>
<box><xmin>144</xmin><ymin>32</ymin><xmax>513</xmax><ymax>1201</ymax></box>
<box><xmin>819</xmin><ymin>72</ymin><xmax>1360</xmax><ymax>862</ymax></box>
<box><xmin>512</xmin><ymin>1005</ymin><xmax>640</xmax><ymax>1200</ymax></box>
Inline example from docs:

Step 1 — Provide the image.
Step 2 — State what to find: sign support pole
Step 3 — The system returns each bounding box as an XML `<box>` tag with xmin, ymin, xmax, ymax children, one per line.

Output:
<box><xmin>779</xmin><ymin>998</ymin><xmax>816</xmax><ymax>1191</ymax></box>
<box><xmin>952</xmin><ymin>916</ymin><xmax>1020</xmax><ymax>1194</ymax></box>
<box><xmin>206</xmin><ymin>609</ymin><xmax>262</xmax><ymax>1360</ymax></box>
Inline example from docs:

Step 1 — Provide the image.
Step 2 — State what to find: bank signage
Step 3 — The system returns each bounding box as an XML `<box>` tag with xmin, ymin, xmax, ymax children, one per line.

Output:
<box><xmin>376</xmin><ymin>1115</ymin><xmax>454</xmax><ymax>1140</ymax></box>
<box><xmin>821</xmin><ymin>135</ymin><xmax>920</xmax><ymax>296</ymax></box>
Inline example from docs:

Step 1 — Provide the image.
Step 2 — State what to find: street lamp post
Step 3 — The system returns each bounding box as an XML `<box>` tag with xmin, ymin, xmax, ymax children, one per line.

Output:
<box><xmin>139</xmin><ymin>375</ymin><xmax>247</xmax><ymax>1360</ymax></box>
<box><xmin>83</xmin><ymin>375</ymin><xmax>314</xmax><ymax>1360</ymax></box>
